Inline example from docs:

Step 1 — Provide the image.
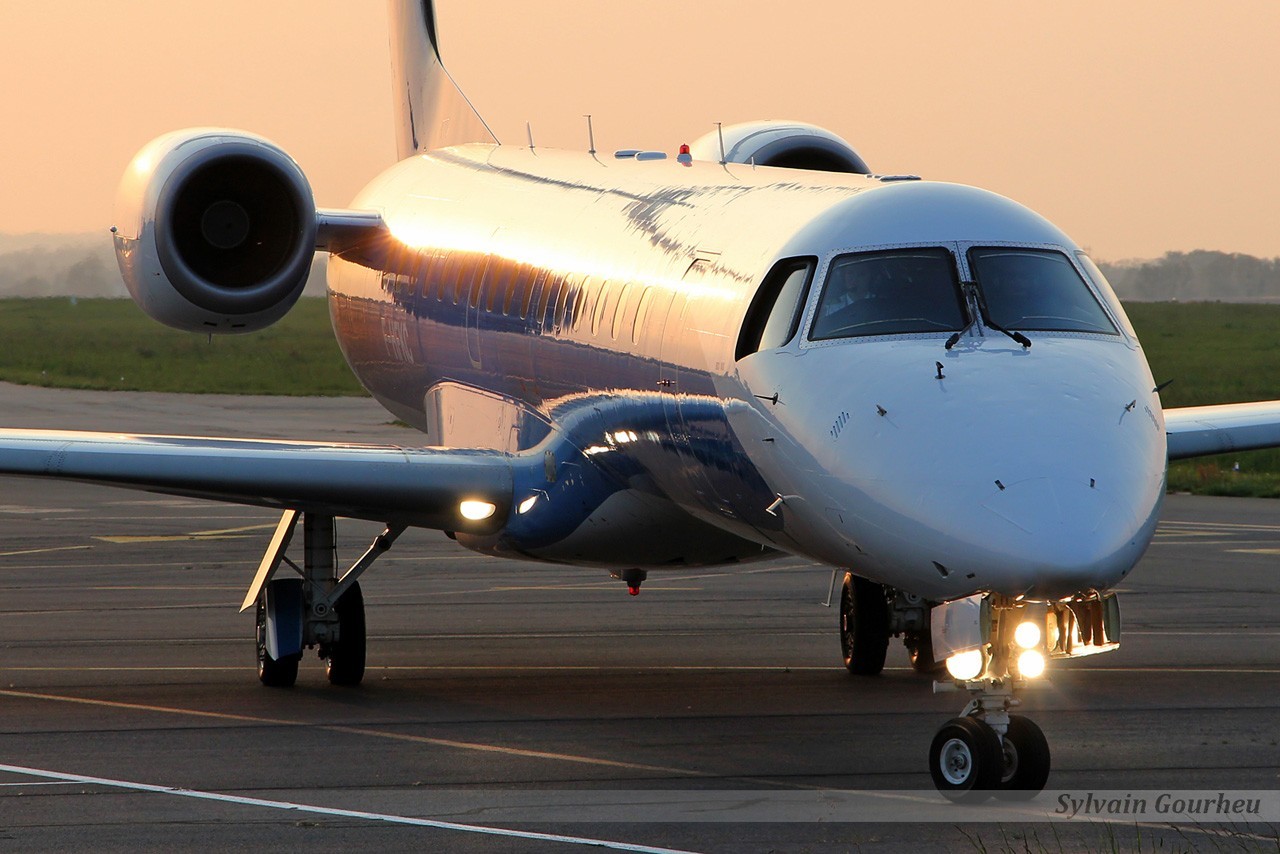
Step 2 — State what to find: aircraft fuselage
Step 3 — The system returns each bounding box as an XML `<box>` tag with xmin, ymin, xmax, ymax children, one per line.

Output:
<box><xmin>328</xmin><ymin>144</ymin><xmax>1166</xmax><ymax>601</ymax></box>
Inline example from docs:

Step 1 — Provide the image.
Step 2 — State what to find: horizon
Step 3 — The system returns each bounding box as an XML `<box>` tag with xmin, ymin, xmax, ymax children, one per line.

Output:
<box><xmin>4</xmin><ymin>2</ymin><xmax>1278</xmax><ymax>261</ymax></box>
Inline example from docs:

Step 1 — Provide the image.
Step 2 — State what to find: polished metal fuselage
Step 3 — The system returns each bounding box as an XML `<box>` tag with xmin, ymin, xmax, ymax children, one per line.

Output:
<box><xmin>327</xmin><ymin>144</ymin><xmax>1166</xmax><ymax>601</ymax></box>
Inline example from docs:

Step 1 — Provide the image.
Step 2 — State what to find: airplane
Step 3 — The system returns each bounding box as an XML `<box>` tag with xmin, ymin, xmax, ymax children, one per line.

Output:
<box><xmin>4</xmin><ymin>0</ymin><xmax>1280</xmax><ymax>804</ymax></box>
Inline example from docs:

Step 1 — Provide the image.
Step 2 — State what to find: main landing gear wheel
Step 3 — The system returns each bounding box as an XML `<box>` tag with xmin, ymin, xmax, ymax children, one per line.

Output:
<box><xmin>839</xmin><ymin>572</ymin><xmax>890</xmax><ymax>675</ymax></box>
<box><xmin>929</xmin><ymin>716</ymin><xmax>1004</xmax><ymax>803</ymax></box>
<box><xmin>323</xmin><ymin>581</ymin><xmax>366</xmax><ymax>686</ymax></box>
<box><xmin>906</xmin><ymin>619</ymin><xmax>945</xmax><ymax>675</ymax></box>
<box><xmin>256</xmin><ymin>595</ymin><xmax>299</xmax><ymax>688</ymax></box>
<box><xmin>994</xmin><ymin>715</ymin><xmax>1051</xmax><ymax>799</ymax></box>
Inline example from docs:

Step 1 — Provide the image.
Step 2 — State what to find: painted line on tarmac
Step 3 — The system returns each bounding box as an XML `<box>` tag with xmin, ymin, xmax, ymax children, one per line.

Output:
<box><xmin>1064</xmin><ymin>667</ymin><xmax>1280</xmax><ymax>674</ymax></box>
<box><xmin>0</xmin><ymin>762</ymin><xmax>697</xmax><ymax>854</ymax></box>
<box><xmin>0</xmin><ymin>664</ymin><xmax>840</xmax><ymax>674</ymax></box>
<box><xmin>186</xmin><ymin>523</ymin><xmax>278</xmax><ymax>535</ymax></box>
<box><xmin>94</xmin><ymin>534</ymin><xmax>258</xmax><ymax>544</ymax></box>
<box><xmin>1160</xmin><ymin>520</ymin><xmax>1280</xmax><ymax>532</ymax></box>
<box><xmin>91</xmin><ymin>522</ymin><xmax>277</xmax><ymax>544</ymax></box>
<box><xmin>0</xmin><ymin>505</ymin><xmax>78</xmax><ymax>515</ymax></box>
<box><xmin>0</xmin><ymin>689</ymin><xmax>708</xmax><ymax>777</ymax></box>
<box><xmin>492</xmin><ymin>584</ymin><xmax>705</xmax><ymax>592</ymax></box>
<box><xmin>0</xmin><ymin>545</ymin><xmax>92</xmax><ymax>557</ymax></box>
<box><xmin>1126</xmin><ymin>630</ymin><xmax>1280</xmax><ymax>636</ymax></box>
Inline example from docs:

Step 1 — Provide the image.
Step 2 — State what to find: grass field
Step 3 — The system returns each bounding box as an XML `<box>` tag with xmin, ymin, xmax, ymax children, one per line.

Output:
<box><xmin>1126</xmin><ymin>302</ymin><xmax>1280</xmax><ymax>497</ymax></box>
<box><xmin>1</xmin><ymin>297</ymin><xmax>1279</xmax><ymax>494</ymax></box>
<box><xmin>0</xmin><ymin>297</ymin><xmax>366</xmax><ymax>396</ymax></box>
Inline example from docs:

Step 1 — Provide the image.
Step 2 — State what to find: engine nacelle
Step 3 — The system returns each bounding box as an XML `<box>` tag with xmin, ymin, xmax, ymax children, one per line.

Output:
<box><xmin>113</xmin><ymin>128</ymin><xmax>317</xmax><ymax>333</ymax></box>
<box><xmin>689</xmin><ymin>121</ymin><xmax>870</xmax><ymax>174</ymax></box>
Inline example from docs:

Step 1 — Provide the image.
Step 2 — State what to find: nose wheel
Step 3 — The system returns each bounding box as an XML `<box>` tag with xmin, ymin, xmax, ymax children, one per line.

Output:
<box><xmin>994</xmin><ymin>714</ymin><xmax>1051</xmax><ymax>798</ymax></box>
<box><xmin>929</xmin><ymin>716</ymin><xmax>1003</xmax><ymax>802</ymax></box>
<box><xmin>928</xmin><ymin>703</ymin><xmax>1051</xmax><ymax>803</ymax></box>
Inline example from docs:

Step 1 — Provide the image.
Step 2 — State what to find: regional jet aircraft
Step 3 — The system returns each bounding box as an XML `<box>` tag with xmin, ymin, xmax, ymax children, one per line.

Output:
<box><xmin>4</xmin><ymin>0</ymin><xmax>1280</xmax><ymax>802</ymax></box>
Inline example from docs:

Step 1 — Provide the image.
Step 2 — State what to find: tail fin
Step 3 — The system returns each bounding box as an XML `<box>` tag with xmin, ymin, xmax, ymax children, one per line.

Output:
<box><xmin>388</xmin><ymin>0</ymin><xmax>496</xmax><ymax>158</ymax></box>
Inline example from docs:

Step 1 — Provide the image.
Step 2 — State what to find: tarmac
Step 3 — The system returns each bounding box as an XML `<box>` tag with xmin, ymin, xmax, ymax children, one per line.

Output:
<box><xmin>0</xmin><ymin>383</ymin><xmax>1277</xmax><ymax>852</ymax></box>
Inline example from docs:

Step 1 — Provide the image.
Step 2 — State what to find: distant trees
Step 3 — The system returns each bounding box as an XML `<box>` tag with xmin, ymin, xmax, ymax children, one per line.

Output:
<box><xmin>0</xmin><ymin>234</ymin><xmax>329</xmax><ymax>298</ymax></box>
<box><xmin>0</xmin><ymin>235</ymin><xmax>126</xmax><ymax>297</ymax></box>
<box><xmin>1099</xmin><ymin>251</ymin><xmax>1280</xmax><ymax>302</ymax></box>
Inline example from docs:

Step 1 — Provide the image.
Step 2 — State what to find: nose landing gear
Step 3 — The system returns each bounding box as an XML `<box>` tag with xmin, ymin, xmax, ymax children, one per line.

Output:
<box><xmin>928</xmin><ymin>681</ymin><xmax>1051</xmax><ymax>802</ymax></box>
<box><xmin>923</xmin><ymin>591</ymin><xmax>1118</xmax><ymax>802</ymax></box>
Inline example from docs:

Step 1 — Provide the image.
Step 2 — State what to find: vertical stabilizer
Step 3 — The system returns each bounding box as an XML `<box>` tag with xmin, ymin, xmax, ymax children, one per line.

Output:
<box><xmin>389</xmin><ymin>0</ymin><xmax>496</xmax><ymax>158</ymax></box>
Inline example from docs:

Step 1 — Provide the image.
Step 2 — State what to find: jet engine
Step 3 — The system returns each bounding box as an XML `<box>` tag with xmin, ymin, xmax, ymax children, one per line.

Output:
<box><xmin>113</xmin><ymin>128</ymin><xmax>317</xmax><ymax>333</ymax></box>
<box><xmin>688</xmin><ymin>121</ymin><xmax>870</xmax><ymax>174</ymax></box>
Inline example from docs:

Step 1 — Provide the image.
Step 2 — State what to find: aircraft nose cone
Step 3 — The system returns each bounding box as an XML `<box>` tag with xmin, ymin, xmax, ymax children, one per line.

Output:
<box><xmin>977</xmin><ymin>474</ymin><xmax>1154</xmax><ymax>595</ymax></box>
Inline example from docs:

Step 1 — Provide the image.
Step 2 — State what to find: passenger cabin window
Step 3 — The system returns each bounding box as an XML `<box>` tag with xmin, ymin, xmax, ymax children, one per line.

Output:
<box><xmin>810</xmin><ymin>248</ymin><xmax>965</xmax><ymax>340</ymax></box>
<box><xmin>735</xmin><ymin>257</ymin><xmax>816</xmax><ymax>360</ymax></box>
<box><xmin>968</xmin><ymin>248</ymin><xmax>1118</xmax><ymax>335</ymax></box>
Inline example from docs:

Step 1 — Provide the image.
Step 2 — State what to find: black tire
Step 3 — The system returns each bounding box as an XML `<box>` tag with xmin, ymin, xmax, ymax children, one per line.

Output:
<box><xmin>907</xmin><ymin>613</ymin><xmax>946</xmax><ymax>675</ymax></box>
<box><xmin>994</xmin><ymin>715</ymin><xmax>1051</xmax><ymax>799</ymax></box>
<box><xmin>325</xmin><ymin>581</ymin><xmax>366</xmax><ymax>686</ymax></box>
<box><xmin>256</xmin><ymin>596</ymin><xmax>299</xmax><ymax>688</ymax></box>
<box><xmin>839</xmin><ymin>572</ymin><xmax>889</xmax><ymax>675</ymax></box>
<box><xmin>929</xmin><ymin>716</ymin><xmax>1004</xmax><ymax>803</ymax></box>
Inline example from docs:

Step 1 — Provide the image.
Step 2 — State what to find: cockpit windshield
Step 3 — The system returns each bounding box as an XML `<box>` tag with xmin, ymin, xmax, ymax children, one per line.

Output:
<box><xmin>810</xmin><ymin>248</ymin><xmax>966</xmax><ymax>340</ymax></box>
<box><xmin>968</xmin><ymin>248</ymin><xmax>1118</xmax><ymax>335</ymax></box>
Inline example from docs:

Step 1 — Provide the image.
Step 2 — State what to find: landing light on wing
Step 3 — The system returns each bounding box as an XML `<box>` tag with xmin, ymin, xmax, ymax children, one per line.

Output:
<box><xmin>459</xmin><ymin>500</ymin><xmax>497</xmax><ymax>521</ymax></box>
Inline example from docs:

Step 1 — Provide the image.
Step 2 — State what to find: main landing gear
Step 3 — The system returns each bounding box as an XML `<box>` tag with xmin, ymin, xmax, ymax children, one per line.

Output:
<box><xmin>839</xmin><ymin>572</ymin><xmax>1117</xmax><ymax>802</ymax></box>
<box><xmin>837</xmin><ymin>571</ymin><xmax>939</xmax><ymax>676</ymax></box>
<box><xmin>245</xmin><ymin>510</ymin><xmax>403</xmax><ymax>688</ymax></box>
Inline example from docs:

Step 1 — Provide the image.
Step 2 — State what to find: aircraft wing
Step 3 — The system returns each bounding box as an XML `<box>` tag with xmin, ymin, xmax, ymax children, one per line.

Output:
<box><xmin>0</xmin><ymin>429</ymin><xmax>512</xmax><ymax>531</ymax></box>
<box><xmin>1165</xmin><ymin>401</ymin><xmax>1280</xmax><ymax>460</ymax></box>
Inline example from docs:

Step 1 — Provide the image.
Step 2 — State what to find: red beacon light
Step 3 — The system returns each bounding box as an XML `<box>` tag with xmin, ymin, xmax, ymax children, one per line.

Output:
<box><xmin>677</xmin><ymin>144</ymin><xmax>693</xmax><ymax>167</ymax></box>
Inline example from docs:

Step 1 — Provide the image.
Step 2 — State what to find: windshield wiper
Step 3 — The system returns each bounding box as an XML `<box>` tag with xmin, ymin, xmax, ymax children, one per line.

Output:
<box><xmin>984</xmin><ymin>317</ymin><xmax>1031</xmax><ymax>349</ymax></box>
<box><xmin>944</xmin><ymin>319</ymin><xmax>974</xmax><ymax>350</ymax></box>
<box><xmin>947</xmin><ymin>282</ymin><xmax>1031</xmax><ymax>349</ymax></box>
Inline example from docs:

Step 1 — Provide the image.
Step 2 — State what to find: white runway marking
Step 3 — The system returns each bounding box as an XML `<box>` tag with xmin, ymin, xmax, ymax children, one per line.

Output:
<box><xmin>0</xmin><ymin>763</ymin><xmax>701</xmax><ymax>850</ymax></box>
<box><xmin>0</xmin><ymin>763</ymin><xmax>700</xmax><ymax>853</ymax></box>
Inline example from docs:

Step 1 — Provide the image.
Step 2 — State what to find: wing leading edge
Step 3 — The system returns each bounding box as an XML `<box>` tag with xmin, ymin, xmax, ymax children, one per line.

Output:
<box><xmin>0</xmin><ymin>429</ymin><xmax>512</xmax><ymax>532</ymax></box>
<box><xmin>1165</xmin><ymin>401</ymin><xmax>1280</xmax><ymax>460</ymax></box>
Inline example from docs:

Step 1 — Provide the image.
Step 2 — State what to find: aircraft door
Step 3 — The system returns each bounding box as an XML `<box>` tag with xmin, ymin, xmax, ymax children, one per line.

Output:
<box><xmin>465</xmin><ymin>264</ymin><xmax>484</xmax><ymax>368</ymax></box>
<box><xmin>658</xmin><ymin>291</ymin><xmax>687</xmax><ymax>444</ymax></box>
<box><xmin>657</xmin><ymin>257</ymin><xmax>722</xmax><ymax>508</ymax></box>
<box><xmin>466</xmin><ymin>229</ymin><xmax>500</xmax><ymax>368</ymax></box>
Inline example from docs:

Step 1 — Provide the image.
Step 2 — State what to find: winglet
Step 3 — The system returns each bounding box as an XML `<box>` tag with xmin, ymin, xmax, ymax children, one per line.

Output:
<box><xmin>389</xmin><ymin>0</ymin><xmax>497</xmax><ymax>158</ymax></box>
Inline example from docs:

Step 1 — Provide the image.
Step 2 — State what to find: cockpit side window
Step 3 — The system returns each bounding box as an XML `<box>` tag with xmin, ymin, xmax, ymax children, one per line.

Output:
<box><xmin>735</xmin><ymin>257</ymin><xmax>816</xmax><ymax>359</ymax></box>
<box><xmin>809</xmin><ymin>248</ymin><xmax>966</xmax><ymax>340</ymax></box>
<box><xmin>1076</xmin><ymin>252</ymin><xmax>1138</xmax><ymax>340</ymax></box>
<box><xmin>968</xmin><ymin>248</ymin><xmax>1118</xmax><ymax>335</ymax></box>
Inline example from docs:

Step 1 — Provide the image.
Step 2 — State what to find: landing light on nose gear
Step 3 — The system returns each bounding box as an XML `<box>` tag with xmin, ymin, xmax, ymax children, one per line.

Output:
<box><xmin>926</xmin><ymin>591</ymin><xmax>1120</xmax><ymax>802</ymax></box>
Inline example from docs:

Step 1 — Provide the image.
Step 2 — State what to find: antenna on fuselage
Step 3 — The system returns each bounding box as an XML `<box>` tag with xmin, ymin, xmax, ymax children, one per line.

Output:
<box><xmin>715</xmin><ymin>121</ymin><xmax>726</xmax><ymax>165</ymax></box>
<box><xmin>526</xmin><ymin>121</ymin><xmax>536</xmax><ymax>152</ymax></box>
<box><xmin>584</xmin><ymin>114</ymin><xmax>596</xmax><ymax>156</ymax></box>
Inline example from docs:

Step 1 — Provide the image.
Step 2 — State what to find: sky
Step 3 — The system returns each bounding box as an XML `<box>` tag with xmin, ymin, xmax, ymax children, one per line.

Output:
<box><xmin>3</xmin><ymin>1</ymin><xmax>1278</xmax><ymax>261</ymax></box>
